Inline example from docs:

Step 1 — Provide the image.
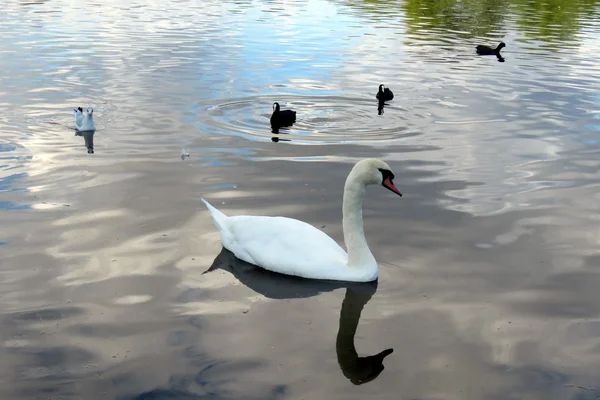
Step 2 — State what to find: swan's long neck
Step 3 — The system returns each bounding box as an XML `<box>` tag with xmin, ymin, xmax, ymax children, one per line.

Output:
<box><xmin>342</xmin><ymin>172</ymin><xmax>375</xmax><ymax>268</ymax></box>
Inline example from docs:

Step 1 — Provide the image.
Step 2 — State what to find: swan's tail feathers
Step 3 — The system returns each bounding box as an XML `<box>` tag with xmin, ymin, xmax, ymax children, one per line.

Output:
<box><xmin>201</xmin><ymin>197</ymin><xmax>227</xmax><ymax>219</ymax></box>
<box><xmin>201</xmin><ymin>197</ymin><xmax>230</xmax><ymax>239</ymax></box>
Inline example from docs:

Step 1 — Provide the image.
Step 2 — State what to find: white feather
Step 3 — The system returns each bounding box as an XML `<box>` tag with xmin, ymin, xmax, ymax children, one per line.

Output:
<box><xmin>74</xmin><ymin>107</ymin><xmax>96</xmax><ymax>131</ymax></box>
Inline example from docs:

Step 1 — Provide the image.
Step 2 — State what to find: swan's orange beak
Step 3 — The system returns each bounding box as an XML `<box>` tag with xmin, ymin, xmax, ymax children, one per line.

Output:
<box><xmin>383</xmin><ymin>177</ymin><xmax>402</xmax><ymax>196</ymax></box>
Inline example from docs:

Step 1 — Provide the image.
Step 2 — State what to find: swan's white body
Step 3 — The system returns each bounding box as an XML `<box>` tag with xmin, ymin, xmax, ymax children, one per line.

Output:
<box><xmin>201</xmin><ymin>159</ymin><xmax>402</xmax><ymax>282</ymax></box>
<box><xmin>73</xmin><ymin>107</ymin><xmax>96</xmax><ymax>131</ymax></box>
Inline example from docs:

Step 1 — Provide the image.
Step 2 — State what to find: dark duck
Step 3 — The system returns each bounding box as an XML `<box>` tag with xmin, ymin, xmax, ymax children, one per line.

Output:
<box><xmin>270</xmin><ymin>102</ymin><xmax>296</xmax><ymax>128</ymax></box>
<box><xmin>476</xmin><ymin>42</ymin><xmax>506</xmax><ymax>56</ymax></box>
<box><xmin>376</xmin><ymin>84</ymin><xmax>394</xmax><ymax>102</ymax></box>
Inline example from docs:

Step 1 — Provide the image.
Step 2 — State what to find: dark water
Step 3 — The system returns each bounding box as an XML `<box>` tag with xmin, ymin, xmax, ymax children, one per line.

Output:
<box><xmin>1</xmin><ymin>0</ymin><xmax>600</xmax><ymax>398</ymax></box>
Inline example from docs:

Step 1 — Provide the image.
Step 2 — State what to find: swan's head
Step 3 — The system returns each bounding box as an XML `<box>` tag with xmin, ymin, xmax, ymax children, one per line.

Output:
<box><xmin>497</xmin><ymin>42</ymin><xmax>506</xmax><ymax>50</ymax></box>
<box><xmin>273</xmin><ymin>102</ymin><xmax>280</xmax><ymax>112</ymax></box>
<box><xmin>350</xmin><ymin>159</ymin><xmax>402</xmax><ymax>196</ymax></box>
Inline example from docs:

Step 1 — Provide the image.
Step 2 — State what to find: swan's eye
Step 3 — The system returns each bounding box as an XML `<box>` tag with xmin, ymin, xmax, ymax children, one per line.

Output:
<box><xmin>378</xmin><ymin>168</ymin><xmax>394</xmax><ymax>181</ymax></box>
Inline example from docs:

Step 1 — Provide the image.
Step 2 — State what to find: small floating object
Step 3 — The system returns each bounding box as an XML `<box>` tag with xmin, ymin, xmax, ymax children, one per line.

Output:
<box><xmin>73</xmin><ymin>107</ymin><xmax>96</xmax><ymax>131</ymax></box>
<box><xmin>181</xmin><ymin>148</ymin><xmax>190</xmax><ymax>160</ymax></box>
<box><xmin>270</xmin><ymin>102</ymin><xmax>296</xmax><ymax>129</ymax></box>
<box><xmin>376</xmin><ymin>84</ymin><xmax>394</xmax><ymax>102</ymax></box>
<box><xmin>476</xmin><ymin>42</ymin><xmax>506</xmax><ymax>56</ymax></box>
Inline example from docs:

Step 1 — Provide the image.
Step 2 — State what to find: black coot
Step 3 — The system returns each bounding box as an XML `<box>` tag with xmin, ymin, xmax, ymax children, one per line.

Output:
<box><xmin>270</xmin><ymin>102</ymin><xmax>296</xmax><ymax>128</ymax></box>
<box><xmin>376</xmin><ymin>84</ymin><xmax>394</xmax><ymax>102</ymax></box>
<box><xmin>476</xmin><ymin>42</ymin><xmax>506</xmax><ymax>56</ymax></box>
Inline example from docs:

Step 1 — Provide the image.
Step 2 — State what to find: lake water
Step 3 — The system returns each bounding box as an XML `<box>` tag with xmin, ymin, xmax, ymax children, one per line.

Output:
<box><xmin>1</xmin><ymin>0</ymin><xmax>600</xmax><ymax>398</ymax></box>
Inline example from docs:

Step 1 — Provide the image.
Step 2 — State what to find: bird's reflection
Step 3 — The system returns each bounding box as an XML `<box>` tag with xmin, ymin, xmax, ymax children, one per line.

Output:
<box><xmin>205</xmin><ymin>247</ymin><xmax>394</xmax><ymax>384</ymax></box>
<box><xmin>337</xmin><ymin>287</ymin><xmax>394</xmax><ymax>385</ymax></box>
<box><xmin>271</xmin><ymin>123</ymin><xmax>295</xmax><ymax>135</ymax></box>
<box><xmin>75</xmin><ymin>130</ymin><xmax>95</xmax><ymax>154</ymax></box>
<box><xmin>271</xmin><ymin>136</ymin><xmax>291</xmax><ymax>143</ymax></box>
<box><xmin>496</xmin><ymin>54</ymin><xmax>506</xmax><ymax>63</ymax></box>
<box><xmin>271</xmin><ymin>123</ymin><xmax>293</xmax><ymax>142</ymax></box>
<box><xmin>377</xmin><ymin>100</ymin><xmax>386</xmax><ymax>115</ymax></box>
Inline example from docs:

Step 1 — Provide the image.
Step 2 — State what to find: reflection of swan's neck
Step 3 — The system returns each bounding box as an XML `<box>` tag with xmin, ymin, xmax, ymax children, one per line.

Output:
<box><xmin>342</xmin><ymin>173</ymin><xmax>375</xmax><ymax>269</ymax></box>
<box><xmin>336</xmin><ymin>289</ymin><xmax>367</xmax><ymax>368</ymax></box>
<box><xmin>336</xmin><ymin>288</ymin><xmax>392</xmax><ymax>385</ymax></box>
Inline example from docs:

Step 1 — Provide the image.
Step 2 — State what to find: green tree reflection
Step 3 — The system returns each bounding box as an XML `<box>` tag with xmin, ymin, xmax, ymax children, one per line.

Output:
<box><xmin>510</xmin><ymin>0</ymin><xmax>599</xmax><ymax>43</ymax></box>
<box><xmin>343</xmin><ymin>0</ymin><xmax>599</xmax><ymax>45</ymax></box>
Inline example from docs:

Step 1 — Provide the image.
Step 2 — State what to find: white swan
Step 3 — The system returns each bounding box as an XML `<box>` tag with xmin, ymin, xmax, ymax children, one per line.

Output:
<box><xmin>73</xmin><ymin>107</ymin><xmax>96</xmax><ymax>131</ymax></box>
<box><xmin>201</xmin><ymin>159</ymin><xmax>402</xmax><ymax>282</ymax></box>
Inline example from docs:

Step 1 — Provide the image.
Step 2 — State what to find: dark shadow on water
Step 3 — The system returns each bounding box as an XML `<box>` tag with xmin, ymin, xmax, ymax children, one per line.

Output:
<box><xmin>3</xmin><ymin>306</ymin><xmax>96</xmax><ymax>399</ymax></box>
<box><xmin>8</xmin><ymin>306</ymin><xmax>85</xmax><ymax>322</ymax></box>
<box><xmin>204</xmin><ymin>247</ymin><xmax>364</xmax><ymax>299</ymax></box>
<box><xmin>75</xmin><ymin>131</ymin><xmax>95</xmax><ymax>154</ymax></box>
<box><xmin>204</xmin><ymin>247</ymin><xmax>394</xmax><ymax>384</ymax></box>
<box><xmin>118</xmin><ymin>358</ymin><xmax>287</xmax><ymax>400</ymax></box>
<box><xmin>126</xmin><ymin>384</ymin><xmax>286</xmax><ymax>400</ymax></box>
<box><xmin>128</xmin><ymin>390</ymin><xmax>200</xmax><ymax>400</ymax></box>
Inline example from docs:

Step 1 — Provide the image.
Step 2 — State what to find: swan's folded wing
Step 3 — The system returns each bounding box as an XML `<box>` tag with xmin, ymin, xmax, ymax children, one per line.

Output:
<box><xmin>225</xmin><ymin>215</ymin><xmax>348</xmax><ymax>279</ymax></box>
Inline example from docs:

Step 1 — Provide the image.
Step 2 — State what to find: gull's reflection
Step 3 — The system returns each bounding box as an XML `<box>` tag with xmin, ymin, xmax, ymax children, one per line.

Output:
<box><xmin>205</xmin><ymin>247</ymin><xmax>394</xmax><ymax>384</ymax></box>
<box><xmin>75</xmin><ymin>131</ymin><xmax>95</xmax><ymax>154</ymax></box>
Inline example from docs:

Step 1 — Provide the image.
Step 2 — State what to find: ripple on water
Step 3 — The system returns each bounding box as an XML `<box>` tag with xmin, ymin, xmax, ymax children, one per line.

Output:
<box><xmin>0</xmin><ymin>141</ymin><xmax>31</xmax><ymax>210</ymax></box>
<box><xmin>191</xmin><ymin>95</ymin><xmax>424</xmax><ymax>145</ymax></box>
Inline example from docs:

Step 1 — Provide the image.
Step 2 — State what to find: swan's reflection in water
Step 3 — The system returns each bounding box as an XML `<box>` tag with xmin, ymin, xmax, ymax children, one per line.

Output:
<box><xmin>377</xmin><ymin>101</ymin><xmax>385</xmax><ymax>115</ymax></box>
<box><xmin>337</xmin><ymin>286</ymin><xmax>393</xmax><ymax>385</ymax></box>
<box><xmin>75</xmin><ymin>130</ymin><xmax>95</xmax><ymax>154</ymax></box>
<box><xmin>205</xmin><ymin>247</ymin><xmax>394</xmax><ymax>385</ymax></box>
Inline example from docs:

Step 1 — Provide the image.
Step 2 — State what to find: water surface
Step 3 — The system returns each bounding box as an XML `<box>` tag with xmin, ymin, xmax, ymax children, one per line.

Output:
<box><xmin>1</xmin><ymin>0</ymin><xmax>600</xmax><ymax>399</ymax></box>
